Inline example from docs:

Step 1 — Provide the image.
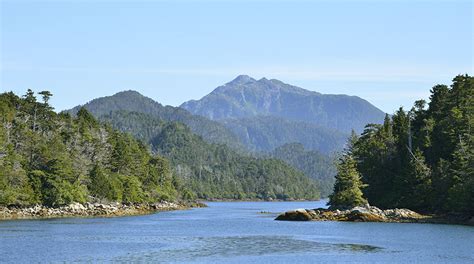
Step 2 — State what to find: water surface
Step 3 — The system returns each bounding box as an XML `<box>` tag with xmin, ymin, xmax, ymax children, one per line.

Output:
<box><xmin>1</xmin><ymin>201</ymin><xmax>473</xmax><ymax>263</ymax></box>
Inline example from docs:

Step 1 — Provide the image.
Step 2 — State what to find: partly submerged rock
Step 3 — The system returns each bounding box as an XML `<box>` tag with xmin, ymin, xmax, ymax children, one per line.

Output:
<box><xmin>275</xmin><ymin>206</ymin><xmax>426</xmax><ymax>223</ymax></box>
<box><xmin>275</xmin><ymin>209</ymin><xmax>313</xmax><ymax>221</ymax></box>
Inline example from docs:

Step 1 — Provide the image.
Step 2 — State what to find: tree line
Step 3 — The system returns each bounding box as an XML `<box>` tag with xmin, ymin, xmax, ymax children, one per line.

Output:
<box><xmin>0</xmin><ymin>90</ymin><xmax>182</xmax><ymax>206</ymax></box>
<box><xmin>329</xmin><ymin>75</ymin><xmax>473</xmax><ymax>215</ymax></box>
<box><xmin>101</xmin><ymin>111</ymin><xmax>321</xmax><ymax>200</ymax></box>
<box><xmin>0</xmin><ymin>90</ymin><xmax>321</xmax><ymax>206</ymax></box>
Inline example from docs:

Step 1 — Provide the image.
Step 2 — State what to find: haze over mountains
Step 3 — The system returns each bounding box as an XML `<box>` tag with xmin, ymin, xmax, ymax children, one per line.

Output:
<box><xmin>182</xmin><ymin>75</ymin><xmax>386</xmax><ymax>133</ymax></box>
<box><xmin>66</xmin><ymin>75</ymin><xmax>386</xmax><ymax>197</ymax></box>
<box><xmin>68</xmin><ymin>90</ymin><xmax>245</xmax><ymax>150</ymax></box>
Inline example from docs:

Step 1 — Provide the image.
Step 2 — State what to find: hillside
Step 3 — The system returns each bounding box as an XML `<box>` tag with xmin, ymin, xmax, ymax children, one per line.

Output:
<box><xmin>99</xmin><ymin>110</ymin><xmax>321</xmax><ymax>200</ymax></box>
<box><xmin>0</xmin><ymin>90</ymin><xmax>181</xmax><ymax>206</ymax></box>
<box><xmin>221</xmin><ymin>116</ymin><xmax>347</xmax><ymax>154</ymax></box>
<box><xmin>67</xmin><ymin>91</ymin><xmax>245</xmax><ymax>150</ymax></box>
<box><xmin>181</xmin><ymin>75</ymin><xmax>386</xmax><ymax>133</ymax></box>
<box><xmin>270</xmin><ymin>143</ymin><xmax>337</xmax><ymax>197</ymax></box>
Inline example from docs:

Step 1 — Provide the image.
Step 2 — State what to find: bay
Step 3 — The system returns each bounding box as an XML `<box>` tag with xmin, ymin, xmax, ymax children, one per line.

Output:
<box><xmin>1</xmin><ymin>201</ymin><xmax>473</xmax><ymax>263</ymax></box>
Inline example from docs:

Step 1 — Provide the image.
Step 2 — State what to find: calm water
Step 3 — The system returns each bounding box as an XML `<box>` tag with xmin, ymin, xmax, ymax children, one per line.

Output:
<box><xmin>1</xmin><ymin>201</ymin><xmax>473</xmax><ymax>263</ymax></box>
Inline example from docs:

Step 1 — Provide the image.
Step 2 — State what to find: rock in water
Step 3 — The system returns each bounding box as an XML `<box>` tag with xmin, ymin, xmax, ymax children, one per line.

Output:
<box><xmin>275</xmin><ymin>209</ymin><xmax>313</xmax><ymax>221</ymax></box>
<box><xmin>275</xmin><ymin>205</ymin><xmax>427</xmax><ymax>223</ymax></box>
<box><xmin>346</xmin><ymin>210</ymin><xmax>387</xmax><ymax>222</ymax></box>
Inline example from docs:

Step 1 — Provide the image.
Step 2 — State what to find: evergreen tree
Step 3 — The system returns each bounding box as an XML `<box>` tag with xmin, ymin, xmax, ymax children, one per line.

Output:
<box><xmin>348</xmin><ymin>74</ymin><xmax>473</xmax><ymax>214</ymax></box>
<box><xmin>328</xmin><ymin>137</ymin><xmax>367</xmax><ymax>209</ymax></box>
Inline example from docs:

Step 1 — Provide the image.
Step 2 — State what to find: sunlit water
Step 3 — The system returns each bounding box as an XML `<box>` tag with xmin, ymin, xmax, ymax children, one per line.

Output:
<box><xmin>1</xmin><ymin>201</ymin><xmax>473</xmax><ymax>263</ymax></box>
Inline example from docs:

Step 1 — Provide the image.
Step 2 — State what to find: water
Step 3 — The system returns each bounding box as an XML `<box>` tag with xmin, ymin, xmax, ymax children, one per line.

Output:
<box><xmin>1</xmin><ymin>201</ymin><xmax>473</xmax><ymax>263</ymax></box>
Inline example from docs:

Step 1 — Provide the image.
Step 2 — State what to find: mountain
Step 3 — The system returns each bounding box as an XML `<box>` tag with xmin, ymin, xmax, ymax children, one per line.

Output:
<box><xmin>181</xmin><ymin>75</ymin><xmax>386</xmax><ymax>134</ymax></box>
<box><xmin>221</xmin><ymin>116</ymin><xmax>347</xmax><ymax>154</ymax></box>
<box><xmin>99</xmin><ymin>110</ymin><xmax>321</xmax><ymax>200</ymax></box>
<box><xmin>67</xmin><ymin>90</ymin><xmax>244</xmax><ymax>150</ymax></box>
<box><xmin>270</xmin><ymin>143</ymin><xmax>337</xmax><ymax>197</ymax></box>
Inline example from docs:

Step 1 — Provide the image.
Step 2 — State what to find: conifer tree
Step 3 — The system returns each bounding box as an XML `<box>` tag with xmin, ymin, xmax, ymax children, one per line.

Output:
<box><xmin>328</xmin><ymin>136</ymin><xmax>367</xmax><ymax>209</ymax></box>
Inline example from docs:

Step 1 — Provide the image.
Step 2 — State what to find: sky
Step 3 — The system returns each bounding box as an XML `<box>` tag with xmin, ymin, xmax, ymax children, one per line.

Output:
<box><xmin>1</xmin><ymin>0</ymin><xmax>472</xmax><ymax>113</ymax></box>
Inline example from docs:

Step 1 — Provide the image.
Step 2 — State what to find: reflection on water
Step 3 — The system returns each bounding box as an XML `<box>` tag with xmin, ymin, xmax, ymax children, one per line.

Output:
<box><xmin>114</xmin><ymin>235</ymin><xmax>382</xmax><ymax>262</ymax></box>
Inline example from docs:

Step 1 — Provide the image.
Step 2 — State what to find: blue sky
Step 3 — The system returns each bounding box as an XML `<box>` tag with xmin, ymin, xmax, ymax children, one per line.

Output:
<box><xmin>1</xmin><ymin>0</ymin><xmax>472</xmax><ymax>113</ymax></box>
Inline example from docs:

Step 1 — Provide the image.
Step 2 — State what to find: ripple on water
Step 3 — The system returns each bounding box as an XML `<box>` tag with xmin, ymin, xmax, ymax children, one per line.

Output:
<box><xmin>114</xmin><ymin>235</ymin><xmax>383</xmax><ymax>262</ymax></box>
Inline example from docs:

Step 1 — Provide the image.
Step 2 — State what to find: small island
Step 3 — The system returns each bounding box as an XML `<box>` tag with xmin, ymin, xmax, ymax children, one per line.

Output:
<box><xmin>275</xmin><ymin>205</ymin><xmax>426</xmax><ymax>223</ymax></box>
<box><xmin>275</xmin><ymin>139</ymin><xmax>433</xmax><ymax>224</ymax></box>
<box><xmin>277</xmin><ymin>76</ymin><xmax>474</xmax><ymax>226</ymax></box>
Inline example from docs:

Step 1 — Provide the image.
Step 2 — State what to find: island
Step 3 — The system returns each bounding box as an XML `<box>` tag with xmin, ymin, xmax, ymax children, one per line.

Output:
<box><xmin>276</xmin><ymin>75</ymin><xmax>473</xmax><ymax>226</ymax></box>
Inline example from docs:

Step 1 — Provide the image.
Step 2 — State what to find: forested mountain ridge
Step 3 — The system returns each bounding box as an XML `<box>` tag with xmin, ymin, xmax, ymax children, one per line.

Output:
<box><xmin>0</xmin><ymin>90</ymin><xmax>181</xmax><ymax>206</ymax></box>
<box><xmin>270</xmin><ymin>143</ymin><xmax>337</xmax><ymax>197</ymax></box>
<box><xmin>99</xmin><ymin>110</ymin><xmax>321</xmax><ymax>200</ymax></box>
<box><xmin>181</xmin><ymin>75</ymin><xmax>386</xmax><ymax>133</ymax></box>
<box><xmin>0</xmin><ymin>91</ymin><xmax>321</xmax><ymax>206</ymax></box>
<box><xmin>221</xmin><ymin>116</ymin><xmax>347</xmax><ymax>154</ymax></box>
<box><xmin>67</xmin><ymin>91</ymin><xmax>244</xmax><ymax>150</ymax></box>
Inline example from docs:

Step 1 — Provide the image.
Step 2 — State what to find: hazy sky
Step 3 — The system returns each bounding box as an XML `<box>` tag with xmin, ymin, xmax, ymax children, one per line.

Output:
<box><xmin>1</xmin><ymin>0</ymin><xmax>472</xmax><ymax>113</ymax></box>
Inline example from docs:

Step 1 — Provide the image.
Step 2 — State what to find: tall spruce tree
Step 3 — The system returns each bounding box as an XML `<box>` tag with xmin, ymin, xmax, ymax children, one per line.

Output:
<box><xmin>328</xmin><ymin>133</ymin><xmax>367</xmax><ymax>209</ymax></box>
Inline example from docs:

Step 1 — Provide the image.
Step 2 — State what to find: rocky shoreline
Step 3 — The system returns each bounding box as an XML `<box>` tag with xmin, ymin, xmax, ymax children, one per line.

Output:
<box><xmin>0</xmin><ymin>201</ymin><xmax>207</xmax><ymax>220</ymax></box>
<box><xmin>275</xmin><ymin>205</ymin><xmax>474</xmax><ymax>226</ymax></box>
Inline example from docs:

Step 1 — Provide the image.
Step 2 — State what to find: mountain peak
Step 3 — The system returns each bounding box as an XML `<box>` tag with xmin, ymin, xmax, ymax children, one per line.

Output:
<box><xmin>228</xmin><ymin>75</ymin><xmax>256</xmax><ymax>85</ymax></box>
<box><xmin>115</xmin><ymin>90</ymin><xmax>142</xmax><ymax>96</ymax></box>
<box><xmin>181</xmin><ymin>76</ymin><xmax>386</xmax><ymax>133</ymax></box>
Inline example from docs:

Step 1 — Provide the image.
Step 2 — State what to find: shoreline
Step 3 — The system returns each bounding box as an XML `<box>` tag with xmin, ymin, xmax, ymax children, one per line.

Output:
<box><xmin>275</xmin><ymin>206</ymin><xmax>474</xmax><ymax>226</ymax></box>
<box><xmin>0</xmin><ymin>201</ymin><xmax>207</xmax><ymax>221</ymax></box>
<box><xmin>201</xmin><ymin>198</ymin><xmax>323</xmax><ymax>202</ymax></box>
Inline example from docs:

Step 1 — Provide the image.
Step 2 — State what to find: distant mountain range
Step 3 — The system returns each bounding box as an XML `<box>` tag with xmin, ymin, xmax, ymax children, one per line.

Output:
<box><xmin>67</xmin><ymin>75</ymin><xmax>386</xmax><ymax>198</ymax></box>
<box><xmin>220</xmin><ymin>116</ymin><xmax>347</xmax><ymax>154</ymax></box>
<box><xmin>181</xmin><ymin>75</ymin><xmax>386</xmax><ymax>134</ymax></box>
<box><xmin>181</xmin><ymin>75</ymin><xmax>385</xmax><ymax>153</ymax></box>
<box><xmin>67</xmin><ymin>90</ymin><xmax>244</xmax><ymax>150</ymax></box>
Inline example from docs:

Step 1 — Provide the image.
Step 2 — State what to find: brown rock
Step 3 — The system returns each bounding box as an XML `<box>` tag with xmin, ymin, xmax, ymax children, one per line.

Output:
<box><xmin>275</xmin><ymin>209</ymin><xmax>313</xmax><ymax>221</ymax></box>
<box><xmin>346</xmin><ymin>211</ymin><xmax>386</xmax><ymax>222</ymax></box>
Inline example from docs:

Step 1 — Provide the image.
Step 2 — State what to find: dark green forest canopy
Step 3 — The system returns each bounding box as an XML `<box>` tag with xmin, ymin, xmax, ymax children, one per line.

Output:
<box><xmin>334</xmin><ymin>75</ymin><xmax>473</xmax><ymax>214</ymax></box>
<box><xmin>100</xmin><ymin>111</ymin><xmax>320</xmax><ymax>200</ymax></box>
<box><xmin>0</xmin><ymin>90</ymin><xmax>180</xmax><ymax>206</ymax></box>
<box><xmin>270</xmin><ymin>143</ymin><xmax>336</xmax><ymax>198</ymax></box>
<box><xmin>0</xmin><ymin>92</ymin><xmax>320</xmax><ymax>206</ymax></box>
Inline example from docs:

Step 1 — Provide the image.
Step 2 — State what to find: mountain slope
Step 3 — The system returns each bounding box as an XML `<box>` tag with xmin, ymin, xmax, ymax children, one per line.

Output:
<box><xmin>67</xmin><ymin>90</ymin><xmax>244</xmax><ymax>150</ymax></box>
<box><xmin>181</xmin><ymin>75</ymin><xmax>386</xmax><ymax>133</ymax></box>
<box><xmin>221</xmin><ymin>116</ymin><xmax>347</xmax><ymax>154</ymax></box>
<box><xmin>270</xmin><ymin>143</ymin><xmax>337</xmax><ymax>197</ymax></box>
<box><xmin>99</xmin><ymin>110</ymin><xmax>321</xmax><ymax>200</ymax></box>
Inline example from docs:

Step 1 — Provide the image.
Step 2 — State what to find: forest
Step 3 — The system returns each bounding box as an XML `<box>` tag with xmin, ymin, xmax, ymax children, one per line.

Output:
<box><xmin>100</xmin><ymin>111</ymin><xmax>320</xmax><ymax>200</ymax></box>
<box><xmin>330</xmin><ymin>75</ymin><xmax>473</xmax><ymax>215</ymax></box>
<box><xmin>0</xmin><ymin>90</ymin><xmax>182</xmax><ymax>206</ymax></box>
<box><xmin>0</xmin><ymin>91</ymin><xmax>320</xmax><ymax>206</ymax></box>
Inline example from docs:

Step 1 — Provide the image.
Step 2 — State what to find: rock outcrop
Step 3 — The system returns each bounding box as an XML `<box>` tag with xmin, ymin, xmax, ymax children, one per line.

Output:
<box><xmin>0</xmin><ymin>201</ymin><xmax>206</xmax><ymax>220</ymax></box>
<box><xmin>275</xmin><ymin>205</ymin><xmax>427</xmax><ymax>223</ymax></box>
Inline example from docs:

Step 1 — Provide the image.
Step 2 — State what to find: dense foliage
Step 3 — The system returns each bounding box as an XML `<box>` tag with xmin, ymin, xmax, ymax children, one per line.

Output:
<box><xmin>0</xmin><ymin>91</ymin><xmax>181</xmax><ymax>206</ymax></box>
<box><xmin>270</xmin><ymin>143</ymin><xmax>336</xmax><ymax>197</ymax></box>
<box><xmin>328</xmin><ymin>133</ymin><xmax>367</xmax><ymax>209</ymax></box>
<box><xmin>345</xmin><ymin>75</ymin><xmax>473</xmax><ymax>214</ymax></box>
<box><xmin>100</xmin><ymin>111</ymin><xmax>321</xmax><ymax>200</ymax></box>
